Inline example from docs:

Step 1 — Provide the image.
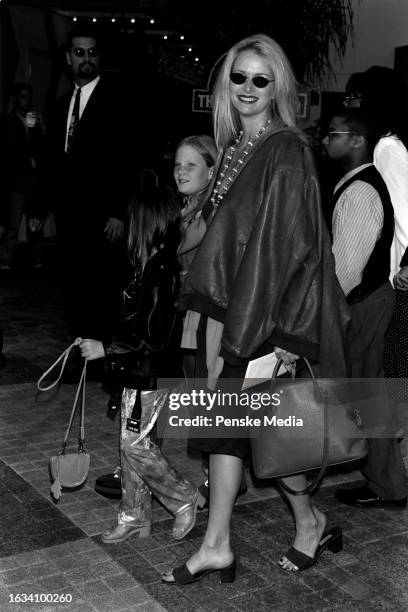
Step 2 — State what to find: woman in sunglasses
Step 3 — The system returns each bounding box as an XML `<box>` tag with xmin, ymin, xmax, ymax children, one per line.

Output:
<box><xmin>162</xmin><ymin>34</ymin><xmax>349</xmax><ymax>584</ymax></box>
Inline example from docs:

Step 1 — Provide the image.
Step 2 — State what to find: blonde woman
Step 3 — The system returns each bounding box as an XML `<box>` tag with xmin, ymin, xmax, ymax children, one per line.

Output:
<box><xmin>162</xmin><ymin>34</ymin><xmax>349</xmax><ymax>584</ymax></box>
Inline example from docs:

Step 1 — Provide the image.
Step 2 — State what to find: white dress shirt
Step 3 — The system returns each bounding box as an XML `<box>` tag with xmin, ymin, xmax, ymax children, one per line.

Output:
<box><xmin>374</xmin><ymin>134</ymin><xmax>408</xmax><ymax>278</ymax></box>
<box><xmin>332</xmin><ymin>163</ymin><xmax>384</xmax><ymax>297</ymax></box>
<box><xmin>64</xmin><ymin>75</ymin><xmax>100</xmax><ymax>152</ymax></box>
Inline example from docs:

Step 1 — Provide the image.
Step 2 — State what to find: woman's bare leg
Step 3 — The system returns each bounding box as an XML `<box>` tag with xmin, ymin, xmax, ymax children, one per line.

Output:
<box><xmin>162</xmin><ymin>453</ymin><xmax>240</xmax><ymax>578</ymax></box>
<box><xmin>278</xmin><ymin>474</ymin><xmax>326</xmax><ymax>570</ymax></box>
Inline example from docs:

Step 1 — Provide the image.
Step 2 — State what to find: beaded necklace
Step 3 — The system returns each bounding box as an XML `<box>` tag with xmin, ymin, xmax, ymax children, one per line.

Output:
<box><xmin>210</xmin><ymin>118</ymin><xmax>272</xmax><ymax>211</ymax></box>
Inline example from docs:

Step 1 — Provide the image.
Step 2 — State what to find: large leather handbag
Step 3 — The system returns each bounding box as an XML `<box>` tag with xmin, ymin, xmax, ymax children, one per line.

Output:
<box><xmin>250</xmin><ymin>358</ymin><xmax>367</xmax><ymax>495</ymax></box>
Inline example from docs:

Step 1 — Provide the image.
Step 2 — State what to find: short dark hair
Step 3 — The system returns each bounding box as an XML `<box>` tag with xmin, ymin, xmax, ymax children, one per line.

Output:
<box><xmin>66</xmin><ymin>24</ymin><xmax>100</xmax><ymax>52</ymax></box>
<box><xmin>11</xmin><ymin>82</ymin><xmax>32</xmax><ymax>98</ymax></box>
<box><xmin>333</xmin><ymin>108</ymin><xmax>380</xmax><ymax>154</ymax></box>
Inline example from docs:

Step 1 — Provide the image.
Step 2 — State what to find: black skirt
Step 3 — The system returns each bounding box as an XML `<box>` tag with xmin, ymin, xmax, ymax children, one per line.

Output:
<box><xmin>187</xmin><ymin>314</ymin><xmax>250</xmax><ymax>459</ymax></box>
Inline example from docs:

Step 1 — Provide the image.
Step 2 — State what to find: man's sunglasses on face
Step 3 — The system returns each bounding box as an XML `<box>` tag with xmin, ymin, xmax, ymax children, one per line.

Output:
<box><xmin>72</xmin><ymin>47</ymin><xmax>100</xmax><ymax>58</ymax></box>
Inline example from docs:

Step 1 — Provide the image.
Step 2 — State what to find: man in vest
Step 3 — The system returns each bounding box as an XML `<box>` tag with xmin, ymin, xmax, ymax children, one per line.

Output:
<box><xmin>323</xmin><ymin>108</ymin><xmax>407</xmax><ymax>508</ymax></box>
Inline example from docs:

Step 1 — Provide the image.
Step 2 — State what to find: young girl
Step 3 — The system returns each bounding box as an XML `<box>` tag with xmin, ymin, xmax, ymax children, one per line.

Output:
<box><xmin>174</xmin><ymin>134</ymin><xmax>217</xmax><ymax>284</ymax></box>
<box><xmin>79</xmin><ymin>186</ymin><xmax>205</xmax><ymax>543</ymax></box>
<box><xmin>174</xmin><ymin>135</ymin><xmax>248</xmax><ymax>506</ymax></box>
<box><xmin>174</xmin><ymin>135</ymin><xmax>217</xmax><ymax>379</ymax></box>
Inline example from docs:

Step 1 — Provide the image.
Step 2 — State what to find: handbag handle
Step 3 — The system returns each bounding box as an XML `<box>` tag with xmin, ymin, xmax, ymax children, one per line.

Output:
<box><xmin>37</xmin><ymin>338</ymin><xmax>82</xmax><ymax>391</ymax></box>
<box><xmin>37</xmin><ymin>340</ymin><xmax>88</xmax><ymax>454</ymax></box>
<box><xmin>271</xmin><ymin>357</ymin><xmax>329</xmax><ymax>497</ymax></box>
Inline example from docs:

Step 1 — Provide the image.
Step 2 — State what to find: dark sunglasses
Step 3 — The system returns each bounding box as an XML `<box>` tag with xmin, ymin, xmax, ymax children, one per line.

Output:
<box><xmin>72</xmin><ymin>47</ymin><xmax>100</xmax><ymax>58</ymax></box>
<box><xmin>326</xmin><ymin>130</ymin><xmax>358</xmax><ymax>140</ymax></box>
<box><xmin>230</xmin><ymin>72</ymin><xmax>274</xmax><ymax>89</ymax></box>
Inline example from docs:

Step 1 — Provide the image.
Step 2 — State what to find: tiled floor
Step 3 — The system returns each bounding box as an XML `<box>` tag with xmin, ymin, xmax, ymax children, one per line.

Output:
<box><xmin>1</xmin><ymin>267</ymin><xmax>408</xmax><ymax>611</ymax></box>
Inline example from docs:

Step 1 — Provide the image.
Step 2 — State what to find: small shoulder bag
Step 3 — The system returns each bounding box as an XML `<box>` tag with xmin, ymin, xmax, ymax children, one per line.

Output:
<box><xmin>37</xmin><ymin>340</ymin><xmax>90</xmax><ymax>502</ymax></box>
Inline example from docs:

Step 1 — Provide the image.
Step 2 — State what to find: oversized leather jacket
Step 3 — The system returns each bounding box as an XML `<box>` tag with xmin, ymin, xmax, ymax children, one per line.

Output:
<box><xmin>103</xmin><ymin>230</ymin><xmax>181</xmax><ymax>391</ymax></box>
<box><xmin>179</xmin><ymin>127</ymin><xmax>350</xmax><ymax>378</ymax></box>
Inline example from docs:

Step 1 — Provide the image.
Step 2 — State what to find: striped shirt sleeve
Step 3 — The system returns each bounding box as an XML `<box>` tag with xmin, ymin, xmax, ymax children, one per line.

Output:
<box><xmin>332</xmin><ymin>180</ymin><xmax>384</xmax><ymax>297</ymax></box>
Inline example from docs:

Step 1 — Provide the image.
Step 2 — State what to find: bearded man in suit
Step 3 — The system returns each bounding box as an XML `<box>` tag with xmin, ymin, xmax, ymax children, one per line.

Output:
<box><xmin>31</xmin><ymin>25</ymin><xmax>132</xmax><ymax>349</ymax></box>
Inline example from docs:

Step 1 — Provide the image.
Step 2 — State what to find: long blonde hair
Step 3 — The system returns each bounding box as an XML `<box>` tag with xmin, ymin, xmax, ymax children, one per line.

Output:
<box><xmin>213</xmin><ymin>34</ymin><xmax>298</xmax><ymax>150</ymax></box>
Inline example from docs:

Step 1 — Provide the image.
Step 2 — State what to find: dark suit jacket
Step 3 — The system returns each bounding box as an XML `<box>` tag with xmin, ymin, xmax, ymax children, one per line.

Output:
<box><xmin>33</xmin><ymin>77</ymin><xmax>133</xmax><ymax>240</ymax></box>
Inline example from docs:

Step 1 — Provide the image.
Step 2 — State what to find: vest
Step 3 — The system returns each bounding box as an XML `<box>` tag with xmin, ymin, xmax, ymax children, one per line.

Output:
<box><xmin>332</xmin><ymin>165</ymin><xmax>394</xmax><ymax>305</ymax></box>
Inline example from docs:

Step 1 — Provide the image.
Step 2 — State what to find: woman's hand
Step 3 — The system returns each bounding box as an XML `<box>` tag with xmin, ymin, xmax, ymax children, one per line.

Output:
<box><xmin>79</xmin><ymin>339</ymin><xmax>105</xmax><ymax>360</ymax></box>
<box><xmin>394</xmin><ymin>266</ymin><xmax>408</xmax><ymax>291</ymax></box>
<box><xmin>274</xmin><ymin>347</ymin><xmax>299</xmax><ymax>371</ymax></box>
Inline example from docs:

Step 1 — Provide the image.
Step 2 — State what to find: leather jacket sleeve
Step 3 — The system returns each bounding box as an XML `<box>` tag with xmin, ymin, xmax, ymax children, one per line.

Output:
<box><xmin>103</xmin><ymin>256</ymin><xmax>179</xmax><ymax>388</ymax></box>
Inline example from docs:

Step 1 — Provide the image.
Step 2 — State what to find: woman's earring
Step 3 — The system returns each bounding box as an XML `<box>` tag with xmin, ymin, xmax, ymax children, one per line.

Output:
<box><xmin>208</xmin><ymin>167</ymin><xmax>214</xmax><ymax>180</ymax></box>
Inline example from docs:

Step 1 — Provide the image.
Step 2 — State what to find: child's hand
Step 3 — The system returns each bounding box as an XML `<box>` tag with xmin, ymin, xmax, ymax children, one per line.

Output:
<box><xmin>79</xmin><ymin>339</ymin><xmax>105</xmax><ymax>360</ymax></box>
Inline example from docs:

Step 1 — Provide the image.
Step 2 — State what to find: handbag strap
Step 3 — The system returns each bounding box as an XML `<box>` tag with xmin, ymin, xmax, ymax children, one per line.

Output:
<box><xmin>37</xmin><ymin>338</ymin><xmax>82</xmax><ymax>391</ymax></box>
<box><xmin>61</xmin><ymin>359</ymin><xmax>87</xmax><ymax>454</ymax></box>
<box><xmin>37</xmin><ymin>340</ymin><xmax>88</xmax><ymax>454</ymax></box>
<box><xmin>272</xmin><ymin>357</ymin><xmax>329</xmax><ymax>497</ymax></box>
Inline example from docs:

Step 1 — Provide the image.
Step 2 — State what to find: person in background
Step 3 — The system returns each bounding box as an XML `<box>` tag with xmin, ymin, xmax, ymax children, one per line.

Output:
<box><xmin>162</xmin><ymin>34</ymin><xmax>349</xmax><ymax>584</ymax></box>
<box><xmin>333</xmin><ymin>68</ymin><xmax>408</xmax><ymax>507</ymax></box>
<box><xmin>343</xmin><ymin>67</ymin><xmax>408</xmax><ymax>282</ymax></box>
<box><xmin>0</xmin><ymin>83</ymin><xmax>44</xmax><ymax>271</ymax></box>
<box><xmin>80</xmin><ymin>186</ymin><xmax>206</xmax><ymax>543</ymax></box>
<box><xmin>323</xmin><ymin>108</ymin><xmax>406</xmax><ymax>508</ymax></box>
<box><xmin>30</xmin><ymin>25</ymin><xmax>132</xmax><ymax>363</ymax></box>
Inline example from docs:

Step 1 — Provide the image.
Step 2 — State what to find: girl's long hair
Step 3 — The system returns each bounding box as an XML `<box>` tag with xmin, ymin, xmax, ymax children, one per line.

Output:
<box><xmin>127</xmin><ymin>186</ymin><xmax>180</xmax><ymax>270</ymax></box>
<box><xmin>213</xmin><ymin>34</ymin><xmax>298</xmax><ymax>150</ymax></box>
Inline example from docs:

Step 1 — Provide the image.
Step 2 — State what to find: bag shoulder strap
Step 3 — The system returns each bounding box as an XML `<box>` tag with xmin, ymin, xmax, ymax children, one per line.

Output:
<box><xmin>61</xmin><ymin>360</ymin><xmax>87</xmax><ymax>453</ymax></box>
<box><xmin>272</xmin><ymin>357</ymin><xmax>329</xmax><ymax>497</ymax></box>
<box><xmin>37</xmin><ymin>338</ymin><xmax>81</xmax><ymax>391</ymax></box>
<box><xmin>37</xmin><ymin>340</ymin><xmax>87</xmax><ymax>454</ymax></box>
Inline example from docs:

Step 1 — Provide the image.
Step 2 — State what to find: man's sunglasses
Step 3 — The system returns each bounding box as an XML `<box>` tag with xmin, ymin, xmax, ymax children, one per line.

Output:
<box><xmin>326</xmin><ymin>130</ymin><xmax>358</xmax><ymax>139</ymax></box>
<box><xmin>72</xmin><ymin>47</ymin><xmax>100</xmax><ymax>58</ymax></box>
<box><xmin>230</xmin><ymin>72</ymin><xmax>274</xmax><ymax>89</ymax></box>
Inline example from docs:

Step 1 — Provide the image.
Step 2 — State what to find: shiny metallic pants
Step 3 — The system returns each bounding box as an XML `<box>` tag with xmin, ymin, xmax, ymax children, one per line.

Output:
<box><xmin>118</xmin><ymin>389</ymin><xmax>196</xmax><ymax>526</ymax></box>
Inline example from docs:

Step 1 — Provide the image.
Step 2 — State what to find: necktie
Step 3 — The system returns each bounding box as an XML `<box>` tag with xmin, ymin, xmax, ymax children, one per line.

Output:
<box><xmin>66</xmin><ymin>87</ymin><xmax>81</xmax><ymax>153</ymax></box>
